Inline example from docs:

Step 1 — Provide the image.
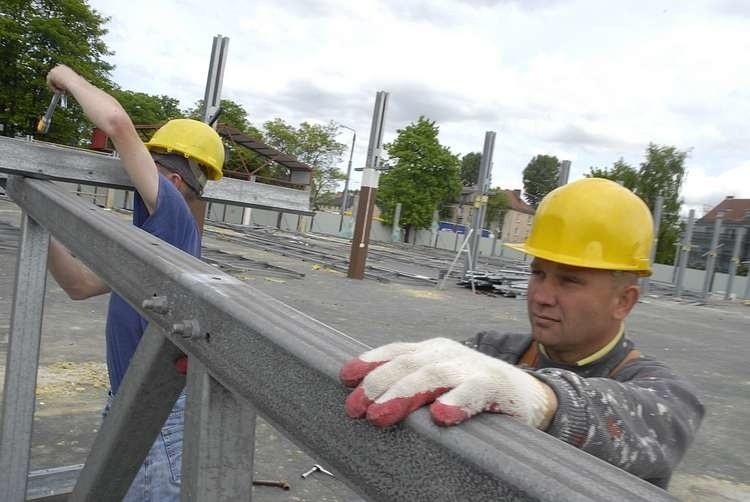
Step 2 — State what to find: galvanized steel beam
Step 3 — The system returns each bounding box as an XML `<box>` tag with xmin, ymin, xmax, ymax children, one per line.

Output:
<box><xmin>69</xmin><ymin>324</ymin><xmax>185</xmax><ymax>501</ymax></box>
<box><xmin>0</xmin><ymin>136</ymin><xmax>312</xmax><ymax>214</ymax></box>
<box><xmin>0</xmin><ymin>209</ymin><xmax>49</xmax><ymax>502</ymax></box>
<box><xmin>724</xmin><ymin>227</ymin><xmax>746</xmax><ymax>300</ymax></box>
<box><xmin>5</xmin><ymin>177</ymin><xmax>675</xmax><ymax>501</ymax></box>
<box><xmin>182</xmin><ymin>360</ymin><xmax>256</xmax><ymax>501</ymax></box>
<box><xmin>674</xmin><ymin>209</ymin><xmax>695</xmax><ymax>298</ymax></box>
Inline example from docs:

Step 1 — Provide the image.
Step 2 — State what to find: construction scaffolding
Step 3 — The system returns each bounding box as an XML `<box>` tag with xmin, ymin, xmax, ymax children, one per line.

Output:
<box><xmin>0</xmin><ymin>139</ymin><xmax>678</xmax><ymax>501</ymax></box>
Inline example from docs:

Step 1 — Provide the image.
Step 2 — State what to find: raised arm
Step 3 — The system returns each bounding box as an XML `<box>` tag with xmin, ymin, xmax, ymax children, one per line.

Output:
<box><xmin>46</xmin><ymin>65</ymin><xmax>159</xmax><ymax>213</ymax></box>
<box><xmin>48</xmin><ymin>238</ymin><xmax>110</xmax><ymax>300</ymax></box>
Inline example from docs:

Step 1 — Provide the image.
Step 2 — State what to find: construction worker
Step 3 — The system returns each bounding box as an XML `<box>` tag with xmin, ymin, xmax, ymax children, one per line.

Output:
<box><xmin>45</xmin><ymin>64</ymin><xmax>223</xmax><ymax>501</ymax></box>
<box><xmin>341</xmin><ymin>178</ymin><xmax>704</xmax><ymax>488</ymax></box>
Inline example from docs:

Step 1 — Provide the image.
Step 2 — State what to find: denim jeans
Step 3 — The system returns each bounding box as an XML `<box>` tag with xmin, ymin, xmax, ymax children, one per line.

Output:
<box><xmin>103</xmin><ymin>392</ymin><xmax>185</xmax><ymax>501</ymax></box>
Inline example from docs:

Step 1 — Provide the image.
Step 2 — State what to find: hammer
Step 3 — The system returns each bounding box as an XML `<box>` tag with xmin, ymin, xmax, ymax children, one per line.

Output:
<box><xmin>36</xmin><ymin>91</ymin><xmax>67</xmax><ymax>134</ymax></box>
<box><xmin>301</xmin><ymin>464</ymin><xmax>334</xmax><ymax>479</ymax></box>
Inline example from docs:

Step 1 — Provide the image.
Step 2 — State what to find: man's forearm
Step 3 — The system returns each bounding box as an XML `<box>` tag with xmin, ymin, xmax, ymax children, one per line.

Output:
<box><xmin>48</xmin><ymin>238</ymin><xmax>109</xmax><ymax>300</ymax></box>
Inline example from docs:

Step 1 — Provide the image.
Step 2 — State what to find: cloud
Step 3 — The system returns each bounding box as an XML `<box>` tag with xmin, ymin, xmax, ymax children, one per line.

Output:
<box><xmin>716</xmin><ymin>0</ymin><xmax>750</xmax><ymax>17</ymax></box>
<box><xmin>381</xmin><ymin>82</ymin><xmax>499</xmax><ymax>125</ymax></box>
<box><xmin>546</xmin><ymin>123</ymin><xmax>639</xmax><ymax>151</ymax></box>
<box><xmin>683</xmin><ymin>163</ymin><xmax>750</xmax><ymax>208</ymax></box>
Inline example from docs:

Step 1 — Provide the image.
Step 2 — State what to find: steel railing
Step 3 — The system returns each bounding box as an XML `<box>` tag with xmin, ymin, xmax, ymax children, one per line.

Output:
<box><xmin>0</xmin><ymin>138</ymin><xmax>676</xmax><ymax>501</ymax></box>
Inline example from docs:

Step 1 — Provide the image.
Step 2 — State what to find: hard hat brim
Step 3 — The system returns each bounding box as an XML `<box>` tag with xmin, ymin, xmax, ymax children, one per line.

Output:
<box><xmin>504</xmin><ymin>242</ymin><xmax>652</xmax><ymax>277</ymax></box>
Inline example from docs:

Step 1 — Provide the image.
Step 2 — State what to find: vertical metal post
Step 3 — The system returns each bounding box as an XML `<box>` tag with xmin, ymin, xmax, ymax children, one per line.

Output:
<box><xmin>391</xmin><ymin>202</ymin><xmax>402</xmax><ymax>242</ymax></box>
<box><xmin>338</xmin><ymin>127</ymin><xmax>356</xmax><ymax>232</ymax></box>
<box><xmin>182</xmin><ymin>360</ymin><xmax>256</xmax><ymax>502</ymax></box>
<box><xmin>557</xmin><ymin>160</ymin><xmax>571</xmax><ymax>186</ymax></box>
<box><xmin>675</xmin><ymin>209</ymin><xmax>695</xmax><ymax>298</ymax></box>
<box><xmin>724</xmin><ymin>227</ymin><xmax>746</xmax><ymax>300</ymax></box>
<box><xmin>348</xmin><ymin>91</ymin><xmax>389</xmax><ymax>279</ymax></box>
<box><xmin>200</xmin><ymin>35</ymin><xmax>230</xmax><ymax>232</ymax></box>
<box><xmin>0</xmin><ymin>212</ymin><xmax>49</xmax><ymax>502</ymax></box>
<box><xmin>702</xmin><ymin>214</ymin><xmax>723</xmax><ymax>299</ymax></box>
<box><xmin>641</xmin><ymin>196</ymin><xmax>663</xmax><ymax>297</ymax></box>
<box><xmin>70</xmin><ymin>325</ymin><xmax>185</xmax><ymax>501</ymax></box>
<box><xmin>465</xmin><ymin>132</ymin><xmax>496</xmax><ymax>275</ymax></box>
<box><xmin>744</xmin><ymin>260</ymin><xmax>750</xmax><ymax>301</ymax></box>
<box><xmin>431</xmin><ymin>210</ymin><xmax>440</xmax><ymax>247</ymax></box>
<box><xmin>340</xmin><ymin>194</ymin><xmax>358</xmax><ymax>239</ymax></box>
<box><xmin>201</xmin><ymin>35</ymin><xmax>230</xmax><ymax>124</ymax></box>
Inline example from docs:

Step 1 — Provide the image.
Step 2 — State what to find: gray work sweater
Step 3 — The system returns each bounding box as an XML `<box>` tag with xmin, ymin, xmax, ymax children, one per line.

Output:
<box><xmin>465</xmin><ymin>331</ymin><xmax>704</xmax><ymax>489</ymax></box>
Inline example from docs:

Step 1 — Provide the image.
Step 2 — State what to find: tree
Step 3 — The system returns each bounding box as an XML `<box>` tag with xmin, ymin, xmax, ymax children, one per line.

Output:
<box><xmin>263</xmin><ymin>118</ymin><xmax>347</xmax><ymax>209</ymax></box>
<box><xmin>377</xmin><ymin>116</ymin><xmax>461</xmax><ymax>235</ymax></box>
<box><xmin>187</xmin><ymin>98</ymin><xmax>267</xmax><ymax>175</ymax></box>
<box><xmin>460</xmin><ymin>152</ymin><xmax>481</xmax><ymax>186</ymax></box>
<box><xmin>586</xmin><ymin>144</ymin><xmax>689</xmax><ymax>264</ymax></box>
<box><xmin>0</xmin><ymin>0</ymin><xmax>113</xmax><ymax>145</ymax></box>
<box><xmin>638</xmin><ymin>144</ymin><xmax>689</xmax><ymax>264</ymax></box>
<box><xmin>587</xmin><ymin>158</ymin><xmax>638</xmax><ymax>191</ymax></box>
<box><xmin>522</xmin><ymin>155</ymin><xmax>560</xmax><ymax>208</ymax></box>
<box><xmin>112</xmin><ymin>90</ymin><xmax>182</xmax><ymax>126</ymax></box>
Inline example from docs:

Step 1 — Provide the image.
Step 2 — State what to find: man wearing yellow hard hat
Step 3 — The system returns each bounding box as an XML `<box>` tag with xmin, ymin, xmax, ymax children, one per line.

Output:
<box><xmin>341</xmin><ymin>178</ymin><xmax>704</xmax><ymax>488</ymax></box>
<box><xmin>45</xmin><ymin>65</ymin><xmax>223</xmax><ymax>501</ymax></box>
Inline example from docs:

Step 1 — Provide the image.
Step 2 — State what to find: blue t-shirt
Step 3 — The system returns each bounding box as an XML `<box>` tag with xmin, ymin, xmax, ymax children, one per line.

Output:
<box><xmin>105</xmin><ymin>175</ymin><xmax>201</xmax><ymax>394</ymax></box>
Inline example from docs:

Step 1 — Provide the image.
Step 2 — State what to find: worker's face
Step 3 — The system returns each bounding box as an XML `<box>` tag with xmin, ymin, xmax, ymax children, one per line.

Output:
<box><xmin>527</xmin><ymin>258</ymin><xmax>638</xmax><ymax>359</ymax></box>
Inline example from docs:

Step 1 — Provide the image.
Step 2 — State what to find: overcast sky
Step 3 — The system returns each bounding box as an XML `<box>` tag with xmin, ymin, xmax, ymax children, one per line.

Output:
<box><xmin>88</xmin><ymin>0</ymin><xmax>750</xmax><ymax>215</ymax></box>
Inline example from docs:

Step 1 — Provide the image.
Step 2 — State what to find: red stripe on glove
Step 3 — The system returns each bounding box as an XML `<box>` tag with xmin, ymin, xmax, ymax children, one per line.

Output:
<box><xmin>430</xmin><ymin>401</ymin><xmax>470</xmax><ymax>427</ymax></box>
<box><xmin>339</xmin><ymin>358</ymin><xmax>386</xmax><ymax>387</ymax></box>
<box><xmin>365</xmin><ymin>387</ymin><xmax>451</xmax><ymax>428</ymax></box>
<box><xmin>345</xmin><ymin>386</ymin><xmax>374</xmax><ymax>418</ymax></box>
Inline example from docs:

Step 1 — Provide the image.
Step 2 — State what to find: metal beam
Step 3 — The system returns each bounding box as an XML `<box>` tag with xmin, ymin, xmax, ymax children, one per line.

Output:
<box><xmin>0</xmin><ymin>137</ymin><xmax>311</xmax><ymax>214</ymax></box>
<box><xmin>182</xmin><ymin>360</ymin><xmax>256</xmax><ymax>501</ymax></box>
<box><xmin>724</xmin><ymin>227</ymin><xmax>746</xmax><ymax>300</ymax></box>
<box><xmin>0</xmin><ymin>210</ymin><xmax>49</xmax><ymax>502</ymax></box>
<box><xmin>674</xmin><ymin>209</ymin><xmax>695</xmax><ymax>298</ymax></box>
<box><xmin>69</xmin><ymin>324</ymin><xmax>185</xmax><ymax>501</ymax></box>
<box><xmin>641</xmin><ymin>195</ymin><xmax>663</xmax><ymax>297</ymax></box>
<box><xmin>5</xmin><ymin>177</ymin><xmax>675</xmax><ymax>501</ymax></box>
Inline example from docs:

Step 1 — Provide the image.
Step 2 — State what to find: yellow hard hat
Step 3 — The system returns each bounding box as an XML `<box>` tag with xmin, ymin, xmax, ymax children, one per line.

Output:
<box><xmin>506</xmin><ymin>178</ymin><xmax>654</xmax><ymax>276</ymax></box>
<box><xmin>145</xmin><ymin>119</ymin><xmax>224</xmax><ymax>180</ymax></box>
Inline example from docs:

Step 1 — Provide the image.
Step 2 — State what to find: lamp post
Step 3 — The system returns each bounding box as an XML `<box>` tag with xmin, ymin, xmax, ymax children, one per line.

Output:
<box><xmin>338</xmin><ymin>124</ymin><xmax>356</xmax><ymax>232</ymax></box>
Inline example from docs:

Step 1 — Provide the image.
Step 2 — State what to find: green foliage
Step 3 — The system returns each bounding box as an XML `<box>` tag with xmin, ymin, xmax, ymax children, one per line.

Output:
<box><xmin>187</xmin><ymin>98</ymin><xmax>268</xmax><ymax>175</ymax></box>
<box><xmin>522</xmin><ymin>155</ymin><xmax>560</xmax><ymax>208</ymax></box>
<box><xmin>587</xmin><ymin>158</ymin><xmax>639</xmax><ymax>190</ymax></box>
<box><xmin>460</xmin><ymin>152</ymin><xmax>481</xmax><ymax>186</ymax></box>
<box><xmin>377</xmin><ymin>116</ymin><xmax>461</xmax><ymax>229</ymax></box>
<box><xmin>639</xmin><ymin>144</ymin><xmax>689</xmax><ymax>264</ymax></box>
<box><xmin>0</xmin><ymin>0</ymin><xmax>113</xmax><ymax>144</ymax></box>
<box><xmin>485</xmin><ymin>189</ymin><xmax>509</xmax><ymax>230</ymax></box>
<box><xmin>112</xmin><ymin>90</ymin><xmax>182</xmax><ymax>126</ymax></box>
<box><xmin>262</xmin><ymin>118</ymin><xmax>346</xmax><ymax>209</ymax></box>
<box><xmin>186</xmin><ymin>98</ymin><xmax>261</xmax><ymax>136</ymax></box>
<box><xmin>586</xmin><ymin>144</ymin><xmax>689</xmax><ymax>264</ymax></box>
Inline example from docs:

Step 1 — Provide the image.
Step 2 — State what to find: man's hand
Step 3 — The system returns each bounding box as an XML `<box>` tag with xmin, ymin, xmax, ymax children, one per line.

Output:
<box><xmin>340</xmin><ymin>338</ymin><xmax>557</xmax><ymax>429</ymax></box>
<box><xmin>46</xmin><ymin>64</ymin><xmax>79</xmax><ymax>94</ymax></box>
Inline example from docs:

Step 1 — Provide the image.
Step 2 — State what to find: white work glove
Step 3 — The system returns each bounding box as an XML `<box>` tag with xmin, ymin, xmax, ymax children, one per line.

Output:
<box><xmin>340</xmin><ymin>338</ymin><xmax>556</xmax><ymax>429</ymax></box>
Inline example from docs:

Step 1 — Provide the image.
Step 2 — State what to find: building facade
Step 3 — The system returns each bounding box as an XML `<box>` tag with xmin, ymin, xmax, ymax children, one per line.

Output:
<box><xmin>691</xmin><ymin>196</ymin><xmax>750</xmax><ymax>273</ymax></box>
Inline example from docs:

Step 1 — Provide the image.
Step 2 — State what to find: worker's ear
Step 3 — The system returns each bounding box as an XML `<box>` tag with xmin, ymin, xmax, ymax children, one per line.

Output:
<box><xmin>613</xmin><ymin>284</ymin><xmax>639</xmax><ymax>321</ymax></box>
<box><xmin>163</xmin><ymin>171</ymin><xmax>181</xmax><ymax>188</ymax></box>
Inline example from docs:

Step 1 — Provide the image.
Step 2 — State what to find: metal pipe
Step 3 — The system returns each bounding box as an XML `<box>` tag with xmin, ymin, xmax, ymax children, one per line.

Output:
<box><xmin>674</xmin><ymin>210</ymin><xmax>695</xmax><ymax>298</ymax></box>
<box><xmin>724</xmin><ymin>227</ymin><xmax>746</xmax><ymax>300</ymax></box>
<box><xmin>338</xmin><ymin>126</ymin><xmax>356</xmax><ymax>232</ymax></box>
<box><xmin>702</xmin><ymin>214</ymin><xmax>723</xmax><ymax>299</ymax></box>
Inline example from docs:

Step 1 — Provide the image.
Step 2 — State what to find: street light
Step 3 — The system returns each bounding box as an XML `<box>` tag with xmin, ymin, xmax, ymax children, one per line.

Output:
<box><xmin>338</xmin><ymin>124</ymin><xmax>356</xmax><ymax>232</ymax></box>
